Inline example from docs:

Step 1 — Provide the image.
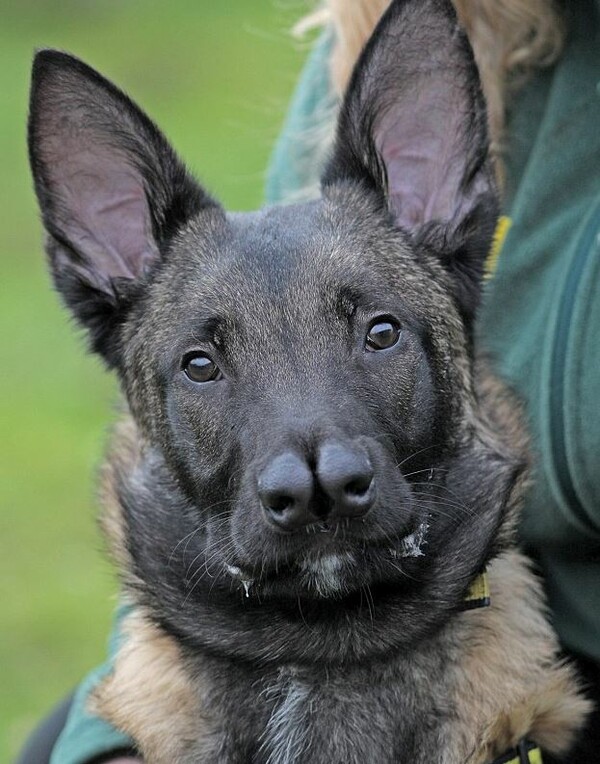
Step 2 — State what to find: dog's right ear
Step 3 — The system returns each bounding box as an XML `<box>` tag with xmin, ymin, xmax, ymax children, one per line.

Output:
<box><xmin>28</xmin><ymin>50</ymin><xmax>218</xmax><ymax>366</ymax></box>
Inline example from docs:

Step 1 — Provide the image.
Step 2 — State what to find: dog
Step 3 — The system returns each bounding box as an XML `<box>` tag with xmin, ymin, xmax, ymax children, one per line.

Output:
<box><xmin>28</xmin><ymin>0</ymin><xmax>589</xmax><ymax>761</ymax></box>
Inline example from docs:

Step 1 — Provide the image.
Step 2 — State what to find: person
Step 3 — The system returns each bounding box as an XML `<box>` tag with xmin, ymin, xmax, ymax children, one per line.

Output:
<box><xmin>17</xmin><ymin>0</ymin><xmax>600</xmax><ymax>761</ymax></box>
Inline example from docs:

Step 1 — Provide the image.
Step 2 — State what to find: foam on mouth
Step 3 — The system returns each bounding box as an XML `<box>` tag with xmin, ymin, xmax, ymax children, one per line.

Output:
<box><xmin>226</xmin><ymin>553</ymin><xmax>355</xmax><ymax>598</ymax></box>
<box><xmin>224</xmin><ymin>522</ymin><xmax>428</xmax><ymax>598</ymax></box>
<box><xmin>389</xmin><ymin>520</ymin><xmax>428</xmax><ymax>559</ymax></box>
<box><xmin>225</xmin><ymin>564</ymin><xmax>254</xmax><ymax>597</ymax></box>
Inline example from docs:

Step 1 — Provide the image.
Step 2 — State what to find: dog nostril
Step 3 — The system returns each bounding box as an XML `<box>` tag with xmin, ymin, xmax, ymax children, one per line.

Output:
<box><xmin>345</xmin><ymin>476</ymin><xmax>372</xmax><ymax>497</ymax></box>
<box><xmin>257</xmin><ymin>452</ymin><xmax>315</xmax><ymax>531</ymax></box>
<box><xmin>317</xmin><ymin>442</ymin><xmax>375</xmax><ymax>518</ymax></box>
<box><xmin>263</xmin><ymin>493</ymin><xmax>294</xmax><ymax>514</ymax></box>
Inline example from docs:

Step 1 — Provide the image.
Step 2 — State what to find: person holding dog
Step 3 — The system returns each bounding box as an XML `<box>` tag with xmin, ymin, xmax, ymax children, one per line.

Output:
<box><xmin>17</xmin><ymin>0</ymin><xmax>600</xmax><ymax>762</ymax></box>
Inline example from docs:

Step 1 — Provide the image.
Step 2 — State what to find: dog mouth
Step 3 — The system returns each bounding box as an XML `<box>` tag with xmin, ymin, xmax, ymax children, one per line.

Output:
<box><xmin>224</xmin><ymin>520</ymin><xmax>429</xmax><ymax>599</ymax></box>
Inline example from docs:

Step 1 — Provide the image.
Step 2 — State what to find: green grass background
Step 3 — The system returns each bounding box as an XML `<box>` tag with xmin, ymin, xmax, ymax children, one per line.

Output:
<box><xmin>0</xmin><ymin>1</ymin><xmax>307</xmax><ymax>757</ymax></box>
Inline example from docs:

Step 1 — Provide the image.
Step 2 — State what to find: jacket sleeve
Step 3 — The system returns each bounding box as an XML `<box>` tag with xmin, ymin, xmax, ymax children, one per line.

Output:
<box><xmin>50</xmin><ymin>604</ymin><xmax>135</xmax><ymax>764</ymax></box>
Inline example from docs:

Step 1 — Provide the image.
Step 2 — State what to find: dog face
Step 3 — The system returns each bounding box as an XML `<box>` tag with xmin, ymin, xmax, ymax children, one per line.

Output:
<box><xmin>29</xmin><ymin>0</ymin><xmax>520</xmax><ymax>663</ymax></box>
<box><xmin>121</xmin><ymin>196</ymin><xmax>446</xmax><ymax>600</ymax></box>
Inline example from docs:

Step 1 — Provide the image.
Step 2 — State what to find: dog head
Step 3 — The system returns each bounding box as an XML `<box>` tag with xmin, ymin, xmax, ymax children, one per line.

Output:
<box><xmin>28</xmin><ymin>0</ymin><xmax>524</xmax><ymax>664</ymax></box>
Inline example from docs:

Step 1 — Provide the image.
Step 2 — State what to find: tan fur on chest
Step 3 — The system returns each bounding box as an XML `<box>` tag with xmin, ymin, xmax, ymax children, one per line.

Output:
<box><xmin>448</xmin><ymin>552</ymin><xmax>589</xmax><ymax>761</ymax></box>
<box><xmin>90</xmin><ymin>613</ymin><xmax>209</xmax><ymax>762</ymax></box>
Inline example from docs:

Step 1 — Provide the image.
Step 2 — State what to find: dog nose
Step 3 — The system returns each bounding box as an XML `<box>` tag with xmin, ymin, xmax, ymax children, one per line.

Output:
<box><xmin>317</xmin><ymin>442</ymin><xmax>374</xmax><ymax>518</ymax></box>
<box><xmin>258</xmin><ymin>452</ymin><xmax>315</xmax><ymax>531</ymax></box>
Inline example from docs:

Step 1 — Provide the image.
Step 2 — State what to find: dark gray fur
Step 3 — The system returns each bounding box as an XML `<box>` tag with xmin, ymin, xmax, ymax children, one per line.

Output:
<box><xmin>28</xmin><ymin>0</ymin><xmax>535</xmax><ymax>761</ymax></box>
<box><xmin>171</xmin><ymin>634</ymin><xmax>479</xmax><ymax>763</ymax></box>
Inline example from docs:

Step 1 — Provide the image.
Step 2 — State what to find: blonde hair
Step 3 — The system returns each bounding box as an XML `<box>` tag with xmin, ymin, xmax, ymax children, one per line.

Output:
<box><xmin>295</xmin><ymin>0</ymin><xmax>564</xmax><ymax>186</ymax></box>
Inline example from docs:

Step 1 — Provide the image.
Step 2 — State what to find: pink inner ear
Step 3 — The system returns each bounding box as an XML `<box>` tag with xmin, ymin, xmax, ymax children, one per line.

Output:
<box><xmin>47</xmin><ymin>135</ymin><xmax>158</xmax><ymax>284</ymax></box>
<box><xmin>375</xmin><ymin>77</ymin><xmax>472</xmax><ymax>233</ymax></box>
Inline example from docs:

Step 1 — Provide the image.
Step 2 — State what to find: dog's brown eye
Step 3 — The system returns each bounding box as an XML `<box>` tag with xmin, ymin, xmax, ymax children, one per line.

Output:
<box><xmin>183</xmin><ymin>353</ymin><xmax>222</xmax><ymax>383</ymax></box>
<box><xmin>366</xmin><ymin>319</ymin><xmax>401</xmax><ymax>351</ymax></box>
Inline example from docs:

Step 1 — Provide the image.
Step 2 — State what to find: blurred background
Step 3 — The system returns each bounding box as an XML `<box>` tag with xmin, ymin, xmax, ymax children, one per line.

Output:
<box><xmin>0</xmin><ymin>0</ymin><xmax>308</xmax><ymax>757</ymax></box>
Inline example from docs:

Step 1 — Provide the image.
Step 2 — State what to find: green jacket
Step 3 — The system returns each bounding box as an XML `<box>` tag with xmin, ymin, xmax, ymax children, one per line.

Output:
<box><xmin>52</xmin><ymin>4</ymin><xmax>600</xmax><ymax>761</ymax></box>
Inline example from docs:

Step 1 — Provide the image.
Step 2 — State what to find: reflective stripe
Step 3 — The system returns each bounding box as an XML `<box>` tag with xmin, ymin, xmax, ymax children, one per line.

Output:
<box><xmin>489</xmin><ymin>744</ymin><xmax>543</xmax><ymax>764</ymax></box>
<box><xmin>463</xmin><ymin>571</ymin><xmax>490</xmax><ymax>610</ymax></box>
<box><xmin>485</xmin><ymin>215</ymin><xmax>512</xmax><ymax>278</ymax></box>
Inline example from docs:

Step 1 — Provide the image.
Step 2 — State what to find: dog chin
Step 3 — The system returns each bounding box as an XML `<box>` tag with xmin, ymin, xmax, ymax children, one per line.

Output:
<box><xmin>224</xmin><ymin>521</ymin><xmax>429</xmax><ymax>601</ymax></box>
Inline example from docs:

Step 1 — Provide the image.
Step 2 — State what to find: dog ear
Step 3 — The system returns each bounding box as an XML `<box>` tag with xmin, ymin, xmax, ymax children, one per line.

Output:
<box><xmin>28</xmin><ymin>50</ymin><xmax>218</xmax><ymax>365</ymax></box>
<box><xmin>322</xmin><ymin>0</ymin><xmax>498</xmax><ymax>319</ymax></box>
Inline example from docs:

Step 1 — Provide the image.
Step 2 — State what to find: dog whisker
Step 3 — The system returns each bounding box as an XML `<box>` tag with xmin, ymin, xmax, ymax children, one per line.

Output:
<box><xmin>395</xmin><ymin>443</ymin><xmax>443</xmax><ymax>470</ymax></box>
<box><xmin>402</xmin><ymin>466</ymin><xmax>450</xmax><ymax>479</ymax></box>
<box><xmin>168</xmin><ymin>526</ymin><xmax>203</xmax><ymax>569</ymax></box>
<box><xmin>182</xmin><ymin>540</ymin><xmax>239</xmax><ymax>606</ymax></box>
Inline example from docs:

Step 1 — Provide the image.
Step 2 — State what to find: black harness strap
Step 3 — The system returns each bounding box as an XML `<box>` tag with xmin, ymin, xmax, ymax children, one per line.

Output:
<box><xmin>489</xmin><ymin>739</ymin><xmax>543</xmax><ymax>764</ymax></box>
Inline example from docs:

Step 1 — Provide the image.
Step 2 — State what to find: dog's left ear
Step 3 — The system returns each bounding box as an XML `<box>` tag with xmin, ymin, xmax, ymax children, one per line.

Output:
<box><xmin>322</xmin><ymin>0</ymin><xmax>498</xmax><ymax>318</ymax></box>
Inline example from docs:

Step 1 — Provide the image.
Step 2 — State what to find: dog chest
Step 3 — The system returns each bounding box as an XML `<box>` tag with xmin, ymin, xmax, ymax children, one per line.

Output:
<box><xmin>203</xmin><ymin>659</ymin><xmax>453</xmax><ymax>764</ymax></box>
<box><xmin>261</xmin><ymin>666</ymin><xmax>397</xmax><ymax>764</ymax></box>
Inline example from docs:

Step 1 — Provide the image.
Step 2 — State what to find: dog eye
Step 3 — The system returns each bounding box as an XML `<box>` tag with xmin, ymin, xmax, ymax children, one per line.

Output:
<box><xmin>183</xmin><ymin>353</ymin><xmax>222</xmax><ymax>383</ymax></box>
<box><xmin>365</xmin><ymin>319</ymin><xmax>401</xmax><ymax>351</ymax></box>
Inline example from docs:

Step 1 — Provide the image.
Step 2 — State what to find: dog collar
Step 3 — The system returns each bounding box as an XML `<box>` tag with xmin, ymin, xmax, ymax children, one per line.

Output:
<box><xmin>463</xmin><ymin>570</ymin><xmax>491</xmax><ymax>610</ymax></box>
<box><xmin>489</xmin><ymin>740</ymin><xmax>543</xmax><ymax>764</ymax></box>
